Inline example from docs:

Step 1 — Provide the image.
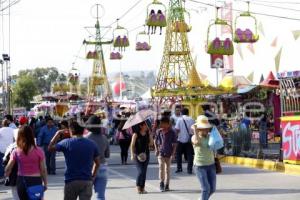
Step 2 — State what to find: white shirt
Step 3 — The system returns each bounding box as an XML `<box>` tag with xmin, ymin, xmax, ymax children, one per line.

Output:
<box><xmin>171</xmin><ymin>114</ymin><xmax>181</xmax><ymax>127</ymax></box>
<box><xmin>0</xmin><ymin>127</ymin><xmax>14</xmax><ymax>153</ymax></box>
<box><xmin>175</xmin><ymin>115</ymin><xmax>195</xmax><ymax>143</ymax></box>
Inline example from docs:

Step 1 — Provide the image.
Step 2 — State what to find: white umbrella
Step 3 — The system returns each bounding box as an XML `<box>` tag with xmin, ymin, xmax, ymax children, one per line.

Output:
<box><xmin>122</xmin><ymin>110</ymin><xmax>156</xmax><ymax>130</ymax></box>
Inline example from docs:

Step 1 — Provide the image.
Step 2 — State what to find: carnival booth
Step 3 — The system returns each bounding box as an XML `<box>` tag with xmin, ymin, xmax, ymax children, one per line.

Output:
<box><xmin>277</xmin><ymin>70</ymin><xmax>300</xmax><ymax>164</ymax></box>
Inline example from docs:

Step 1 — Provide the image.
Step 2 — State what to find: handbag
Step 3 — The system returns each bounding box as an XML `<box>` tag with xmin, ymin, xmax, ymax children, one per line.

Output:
<box><xmin>182</xmin><ymin>118</ymin><xmax>192</xmax><ymax>143</ymax></box>
<box><xmin>137</xmin><ymin>152</ymin><xmax>147</xmax><ymax>162</ymax></box>
<box><xmin>215</xmin><ymin>157</ymin><xmax>222</xmax><ymax>174</ymax></box>
<box><xmin>16</xmin><ymin>153</ymin><xmax>44</xmax><ymax>200</ymax></box>
<box><xmin>208</xmin><ymin>126</ymin><xmax>224</xmax><ymax>151</ymax></box>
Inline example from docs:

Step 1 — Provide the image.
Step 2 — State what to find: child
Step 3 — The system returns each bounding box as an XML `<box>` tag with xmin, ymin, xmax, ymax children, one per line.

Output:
<box><xmin>154</xmin><ymin>116</ymin><xmax>177</xmax><ymax>192</ymax></box>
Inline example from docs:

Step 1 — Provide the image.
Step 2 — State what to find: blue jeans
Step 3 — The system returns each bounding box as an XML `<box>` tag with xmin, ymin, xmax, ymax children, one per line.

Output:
<box><xmin>43</xmin><ymin>145</ymin><xmax>56</xmax><ymax>174</ymax></box>
<box><xmin>135</xmin><ymin>155</ymin><xmax>149</xmax><ymax>188</ymax></box>
<box><xmin>94</xmin><ymin>166</ymin><xmax>108</xmax><ymax>200</ymax></box>
<box><xmin>195</xmin><ymin>164</ymin><xmax>216</xmax><ymax>200</ymax></box>
<box><xmin>0</xmin><ymin>152</ymin><xmax>4</xmax><ymax>177</ymax></box>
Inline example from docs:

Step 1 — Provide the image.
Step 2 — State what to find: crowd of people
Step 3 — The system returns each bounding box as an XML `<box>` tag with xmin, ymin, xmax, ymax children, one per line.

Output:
<box><xmin>0</xmin><ymin>104</ymin><xmax>273</xmax><ymax>200</ymax></box>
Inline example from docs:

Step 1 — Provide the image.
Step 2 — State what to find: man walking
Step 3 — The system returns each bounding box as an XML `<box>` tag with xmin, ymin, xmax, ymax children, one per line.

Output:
<box><xmin>49</xmin><ymin>121</ymin><xmax>100</xmax><ymax>200</ymax></box>
<box><xmin>0</xmin><ymin>119</ymin><xmax>14</xmax><ymax>182</ymax></box>
<box><xmin>175</xmin><ymin>108</ymin><xmax>195</xmax><ymax>174</ymax></box>
<box><xmin>155</xmin><ymin>116</ymin><xmax>177</xmax><ymax>192</ymax></box>
<box><xmin>37</xmin><ymin>118</ymin><xmax>58</xmax><ymax>174</ymax></box>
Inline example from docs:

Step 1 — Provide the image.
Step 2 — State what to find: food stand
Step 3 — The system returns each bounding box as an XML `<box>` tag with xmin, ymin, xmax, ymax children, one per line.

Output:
<box><xmin>278</xmin><ymin>70</ymin><xmax>300</xmax><ymax>164</ymax></box>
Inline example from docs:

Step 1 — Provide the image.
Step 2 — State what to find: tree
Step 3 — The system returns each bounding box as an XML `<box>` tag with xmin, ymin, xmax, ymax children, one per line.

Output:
<box><xmin>18</xmin><ymin>67</ymin><xmax>61</xmax><ymax>94</ymax></box>
<box><xmin>12</xmin><ymin>75</ymin><xmax>38</xmax><ymax>109</ymax></box>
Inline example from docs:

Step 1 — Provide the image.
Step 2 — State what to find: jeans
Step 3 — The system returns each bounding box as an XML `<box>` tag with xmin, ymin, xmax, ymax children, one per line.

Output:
<box><xmin>195</xmin><ymin>164</ymin><xmax>216</xmax><ymax>200</ymax></box>
<box><xmin>176</xmin><ymin>142</ymin><xmax>194</xmax><ymax>172</ymax></box>
<box><xmin>64</xmin><ymin>180</ymin><xmax>93</xmax><ymax>200</ymax></box>
<box><xmin>135</xmin><ymin>155</ymin><xmax>149</xmax><ymax>188</ymax></box>
<box><xmin>43</xmin><ymin>145</ymin><xmax>56</xmax><ymax>174</ymax></box>
<box><xmin>158</xmin><ymin>156</ymin><xmax>171</xmax><ymax>185</ymax></box>
<box><xmin>94</xmin><ymin>166</ymin><xmax>108</xmax><ymax>200</ymax></box>
<box><xmin>0</xmin><ymin>152</ymin><xmax>4</xmax><ymax>177</ymax></box>
<box><xmin>119</xmin><ymin>140</ymin><xmax>130</xmax><ymax>164</ymax></box>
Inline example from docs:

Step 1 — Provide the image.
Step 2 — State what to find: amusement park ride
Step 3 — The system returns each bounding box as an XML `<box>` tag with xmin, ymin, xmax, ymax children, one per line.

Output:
<box><xmin>151</xmin><ymin>0</ymin><xmax>246</xmax><ymax>118</ymax></box>
<box><xmin>83</xmin><ymin>4</ymin><xmax>113</xmax><ymax>114</ymax></box>
<box><xmin>57</xmin><ymin>0</ymin><xmax>260</xmax><ymax>118</ymax></box>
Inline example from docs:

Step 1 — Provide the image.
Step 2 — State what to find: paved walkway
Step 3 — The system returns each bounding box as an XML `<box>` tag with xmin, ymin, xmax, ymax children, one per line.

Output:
<box><xmin>1</xmin><ymin>145</ymin><xmax>300</xmax><ymax>200</ymax></box>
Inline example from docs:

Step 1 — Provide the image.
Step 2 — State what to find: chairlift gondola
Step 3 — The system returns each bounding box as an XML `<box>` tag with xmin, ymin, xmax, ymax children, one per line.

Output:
<box><xmin>113</xmin><ymin>21</ymin><xmax>130</xmax><ymax>51</ymax></box>
<box><xmin>136</xmin><ymin>28</ymin><xmax>151</xmax><ymax>51</ymax></box>
<box><xmin>172</xmin><ymin>9</ymin><xmax>192</xmax><ymax>33</ymax></box>
<box><xmin>207</xmin><ymin>7</ymin><xmax>234</xmax><ymax>55</ymax></box>
<box><xmin>86</xmin><ymin>51</ymin><xmax>99</xmax><ymax>59</ymax></box>
<box><xmin>146</xmin><ymin>0</ymin><xmax>167</xmax><ymax>34</ymax></box>
<box><xmin>234</xmin><ymin>2</ymin><xmax>259</xmax><ymax>43</ymax></box>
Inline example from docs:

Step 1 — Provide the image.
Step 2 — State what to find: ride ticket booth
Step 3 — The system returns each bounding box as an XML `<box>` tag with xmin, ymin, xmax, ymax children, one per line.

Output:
<box><xmin>278</xmin><ymin>71</ymin><xmax>300</xmax><ymax>164</ymax></box>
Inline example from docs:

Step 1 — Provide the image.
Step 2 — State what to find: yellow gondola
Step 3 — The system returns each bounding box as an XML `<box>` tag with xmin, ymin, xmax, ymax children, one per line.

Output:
<box><xmin>172</xmin><ymin>9</ymin><xmax>192</xmax><ymax>33</ymax></box>
<box><xmin>234</xmin><ymin>2</ymin><xmax>259</xmax><ymax>43</ymax></box>
<box><xmin>146</xmin><ymin>0</ymin><xmax>167</xmax><ymax>34</ymax></box>
<box><xmin>136</xmin><ymin>29</ymin><xmax>151</xmax><ymax>51</ymax></box>
<box><xmin>113</xmin><ymin>20</ymin><xmax>130</xmax><ymax>51</ymax></box>
<box><xmin>207</xmin><ymin>7</ymin><xmax>234</xmax><ymax>55</ymax></box>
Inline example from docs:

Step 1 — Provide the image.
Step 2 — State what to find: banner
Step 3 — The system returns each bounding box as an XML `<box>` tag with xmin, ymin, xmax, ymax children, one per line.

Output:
<box><xmin>221</xmin><ymin>2</ymin><xmax>233</xmax><ymax>78</ymax></box>
<box><xmin>247</xmin><ymin>71</ymin><xmax>254</xmax><ymax>83</ymax></box>
<box><xmin>221</xmin><ymin>3</ymin><xmax>233</xmax><ymax>35</ymax></box>
<box><xmin>258</xmin><ymin>22</ymin><xmax>265</xmax><ymax>36</ymax></box>
<box><xmin>247</xmin><ymin>43</ymin><xmax>255</xmax><ymax>55</ymax></box>
<box><xmin>271</xmin><ymin>37</ymin><xmax>278</xmax><ymax>48</ymax></box>
<box><xmin>275</xmin><ymin>47</ymin><xmax>283</xmax><ymax>73</ymax></box>
<box><xmin>282</xmin><ymin>118</ymin><xmax>300</xmax><ymax>162</ymax></box>
<box><xmin>292</xmin><ymin>30</ymin><xmax>300</xmax><ymax>40</ymax></box>
<box><xmin>236</xmin><ymin>44</ymin><xmax>243</xmax><ymax>60</ymax></box>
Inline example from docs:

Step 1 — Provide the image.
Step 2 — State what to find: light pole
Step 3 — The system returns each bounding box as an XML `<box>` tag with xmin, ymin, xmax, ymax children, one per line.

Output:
<box><xmin>0</xmin><ymin>59</ymin><xmax>4</xmax><ymax>111</ymax></box>
<box><xmin>2</xmin><ymin>54</ymin><xmax>11</xmax><ymax>114</ymax></box>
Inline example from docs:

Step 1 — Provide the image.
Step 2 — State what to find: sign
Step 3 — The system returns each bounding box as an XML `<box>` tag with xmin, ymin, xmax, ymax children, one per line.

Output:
<box><xmin>277</xmin><ymin>71</ymin><xmax>300</xmax><ymax>79</ymax></box>
<box><xmin>13</xmin><ymin>107</ymin><xmax>26</xmax><ymax>116</ymax></box>
<box><xmin>281</xmin><ymin>116</ymin><xmax>300</xmax><ymax>164</ymax></box>
<box><xmin>211</xmin><ymin>54</ymin><xmax>224</xmax><ymax>68</ymax></box>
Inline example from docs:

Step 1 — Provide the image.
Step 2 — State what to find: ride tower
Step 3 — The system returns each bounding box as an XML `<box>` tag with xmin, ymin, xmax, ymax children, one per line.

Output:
<box><xmin>152</xmin><ymin>0</ymin><xmax>196</xmax><ymax>104</ymax></box>
<box><xmin>84</xmin><ymin>4</ymin><xmax>113</xmax><ymax>113</ymax></box>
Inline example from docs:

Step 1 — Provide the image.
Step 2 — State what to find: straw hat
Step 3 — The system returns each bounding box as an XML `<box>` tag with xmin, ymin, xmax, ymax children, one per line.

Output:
<box><xmin>193</xmin><ymin>115</ymin><xmax>212</xmax><ymax>129</ymax></box>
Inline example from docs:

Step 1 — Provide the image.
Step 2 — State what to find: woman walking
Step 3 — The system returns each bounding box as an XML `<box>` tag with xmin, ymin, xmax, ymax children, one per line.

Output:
<box><xmin>116</xmin><ymin>120</ymin><xmax>132</xmax><ymax>165</ymax></box>
<box><xmin>85</xmin><ymin>115</ymin><xmax>110</xmax><ymax>200</ymax></box>
<box><xmin>191</xmin><ymin>115</ymin><xmax>216</xmax><ymax>200</ymax></box>
<box><xmin>130</xmin><ymin>121</ymin><xmax>153</xmax><ymax>194</ymax></box>
<box><xmin>5</xmin><ymin>125</ymin><xmax>47</xmax><ymax>200</ymax></box>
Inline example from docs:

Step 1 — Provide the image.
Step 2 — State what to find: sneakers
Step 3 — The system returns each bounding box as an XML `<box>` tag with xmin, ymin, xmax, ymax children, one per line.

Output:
<box><xmin>160</xmin><ymin>182</ymin><xmax>165</xmax><ymax>192</ymax></box>
<box><xmin>175</xmin><ymin>169</ymin><xmax>182</xmax><ymax>173</ymax></box>
<box><xmin>165</xmin><ymin>184</ymin><xmax>170</xmax><ymax>191</ymax></box>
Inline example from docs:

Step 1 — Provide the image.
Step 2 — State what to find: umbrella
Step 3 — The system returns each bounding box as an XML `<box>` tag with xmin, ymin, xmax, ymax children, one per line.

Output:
<box><xmin>122</xmin><ymin>110</ymin><xmax>156</xmax><ymax>130</ymax></box>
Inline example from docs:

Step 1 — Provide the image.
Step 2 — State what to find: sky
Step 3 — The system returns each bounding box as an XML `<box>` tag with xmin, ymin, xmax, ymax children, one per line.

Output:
<box><xmin>1</xmin><ymin>0</ymin><xmax>300</xmax><ymax>85</ymax></box>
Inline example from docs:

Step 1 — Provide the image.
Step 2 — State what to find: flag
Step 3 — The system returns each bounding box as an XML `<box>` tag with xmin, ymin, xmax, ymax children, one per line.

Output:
<box><xmin>260</xmin><ymin>74</ymin><xmax>264</xmax><ymax>83</ymax></box>
<box><xmin>292</xmin><ymin>30</ymin><xmax>300</xmax><ymax>40</ymax></box>
<box><xmin>258</xmin><ymin>22</ymin><xmax>265</xmax><ymax>37</ymax></box>
<box><xmin>247</xmin><ymin>43</ymin><xmax>255</xmax><ymax>55</ymax></box>
<box><xmin>271</xmin><ymin>37</ymin><xmax>278</xmax><ymax>47</ymax></box>
<box><xmin>236</xmin><ymin>44</ymin><xmax>243</xmax><ymax>60</ymax></box>
<box><xmin>221</xmin><ymin>3</ymin><xmax>233</xmax><ymax>35</ymax></box>
<box><xmin>275</xmin><ymin>47</ymin><xmax>283</xmax><ymax>73</ymax></box>
<box><xmin>247</xmin><ymin>72</ymin><xmax>254</xmax><ymax>83</ymax></box>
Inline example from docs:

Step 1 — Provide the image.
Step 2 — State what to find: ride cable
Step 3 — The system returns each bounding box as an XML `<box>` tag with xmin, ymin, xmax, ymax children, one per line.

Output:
<box><xmin>188</xmin><ymin>0</ymin><xmax>300</xmax><ymax>21</ymax></box>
